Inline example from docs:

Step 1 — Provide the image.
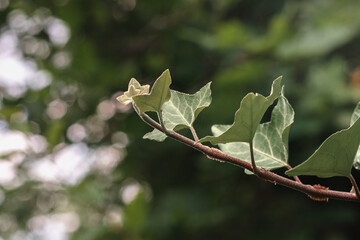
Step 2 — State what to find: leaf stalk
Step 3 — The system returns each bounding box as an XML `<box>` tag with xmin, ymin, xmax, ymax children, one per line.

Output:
<box><xmin>349</xmin><ymin>174</ymin><xmax>360</xmax><ymax>199</ymax></box>
<box><xmin>249</xmin><ymin>141</ymin><xmax>258</xmax><ymax>175</ymax></box>
<box><xmin>286</xmin><ymin>165</ymin><xmax>302</xmax><ymax>184</ymax></box>
<box><xmin>157</xmin><ymin>110</ymin><xmax>171</xmax><ymax>136</ymax></box>
<box><xmin>190</xmin><ymin>126</ymin><xmax>199</xmax><ymax>142</ymax></box>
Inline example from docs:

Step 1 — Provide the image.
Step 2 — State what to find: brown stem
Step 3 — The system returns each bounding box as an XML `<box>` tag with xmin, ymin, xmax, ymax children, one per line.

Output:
<box><xmin>349</xmin><ymin>174</ymin><xmax>360</xmax><ymax>199</ymax></box>
<box><xmin>138</xmin><ymin>113</ymin><xmax>359</xmax><ymax>202</ymax></box>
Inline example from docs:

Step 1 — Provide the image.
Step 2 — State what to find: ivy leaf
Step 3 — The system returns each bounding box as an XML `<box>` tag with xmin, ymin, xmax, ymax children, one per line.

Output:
<box><xmin>116</xmin><ymin>78</ymin><xmax>150</xmax><ymax>104</ymax></box>
<box><xmin>286</xmin><ymin>117</ymin><xmax>360</xmax><ymax>178</ymax></box>
<box><xmin>133</xmin><ymin>69</ymin><xmax>171</xmax><ymax>114</ymax></box>
<box><xmin>143</xmin><ymin>129</ymin><xmax>168</xmax><ymax>142</ymax></box>
<box><xmin>143</xmin><ymin>82</ymin><xmax>212</xmax><ymax>142</ymax></box>
<box><xmin>351</xmin><ymin>101</ymin><xmax>360</xmax><ymax>169</ymax></box>
<box><xmin>211</xmin><ymin>90</ymin><xmax>294</xmax><ymax>171</ymax></box>
<box><xmin>162</xmin><ymin>82</ymin><xmax>212</xmax><ymax>130</ymax></box>
<box><xmin>199</xmin><ymin>76</ymin><xmax>282</xmax><ymax>144</ymax></box>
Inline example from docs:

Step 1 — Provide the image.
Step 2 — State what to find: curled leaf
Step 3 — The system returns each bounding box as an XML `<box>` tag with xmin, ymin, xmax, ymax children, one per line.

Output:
<box><xmin>117</xmin><ymin>78</ymin><xmax>150</xmax><ymax>104</ymax></box>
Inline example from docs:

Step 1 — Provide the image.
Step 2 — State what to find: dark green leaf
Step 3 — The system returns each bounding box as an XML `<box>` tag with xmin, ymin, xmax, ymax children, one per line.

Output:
<box><xmin>212</xmin><ymin>91</ymin><xmax>294</xmax><ymax>171</ymax></box>
<box><xmin>200</xmin><ymin>77</ymin><xmax>282</xmax><ymax>144</ymax></box>
<box><xmin>286</xmin><ymin>117</ymin><xmax>360</xmax><ymax>178</ymax></box>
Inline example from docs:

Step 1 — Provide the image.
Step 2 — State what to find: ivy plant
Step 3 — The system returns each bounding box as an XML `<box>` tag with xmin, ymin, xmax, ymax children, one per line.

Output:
<box><xmin>117</xmin><ymin>69</ymin><xmax>360</xmax><ymax>202</ymax></box>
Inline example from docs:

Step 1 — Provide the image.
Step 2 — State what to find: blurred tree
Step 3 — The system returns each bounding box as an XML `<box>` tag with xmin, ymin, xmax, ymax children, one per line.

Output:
<box><xmin>0</xmin><ymin>0</ymin><xmax>360</xmax><ymax>239</ymax></box>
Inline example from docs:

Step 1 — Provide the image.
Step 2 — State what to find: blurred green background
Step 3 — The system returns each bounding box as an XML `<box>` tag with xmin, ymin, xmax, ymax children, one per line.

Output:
<box><xmin>1</xmin><ymin>0</ymin><xmax>360</xmax><ymax>239</ymax></box>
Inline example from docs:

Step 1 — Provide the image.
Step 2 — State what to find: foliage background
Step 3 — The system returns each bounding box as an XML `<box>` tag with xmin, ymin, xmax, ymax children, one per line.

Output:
<box><xmin>1</xmin><ymin>0</ymin><xmax>360</xmax><ymax>239</ymax></box>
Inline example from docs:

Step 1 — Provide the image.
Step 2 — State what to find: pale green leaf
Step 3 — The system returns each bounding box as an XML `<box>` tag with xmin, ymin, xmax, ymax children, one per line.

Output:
<box><xmin>162</xmin><ymin>82</ymin><xmax>212</xmax><ymax>130</ymax></box>
<box><xmin>351</xmin><ymin>101</ymin><xmax>360</xmax><ymax>169</ymax></box>
<box><xmin>116</xmin><ymin>78</ymin><xmax>150</xmax><ymax>104</ymax></box>
<box><xmin>143</xmin><ymin>129</ymin><xmax>167</xmax><ymax>142</ymax></box>
<box><xmin>212</xmin><ymin>91</ymin><xmax>294</xmax><ymax>171</ymax></box>
<box><xmin>133</xmin><ymin>69</ymin><xmax>171</xmax><ymax>114</ymax></box>
<box><xmin>199</xmin><ymin>77</ymin><xmax>282</xmax><ymax>144</ymax></box>
<box><xmin>286</xmin><ymin>117</ymin><xmax>360</xmax><ymax>178</ymax></box>
<box><xmin>143</xmin><ymin>82</ymin><xmax>212</xmax><ymax>142</ymax></box>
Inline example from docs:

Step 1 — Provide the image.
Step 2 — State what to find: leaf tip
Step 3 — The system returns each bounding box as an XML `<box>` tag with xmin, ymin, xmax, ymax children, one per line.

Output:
<box><xmin>159</xmin><ymin>69</ymin><xmax>171</xmax><ymax>81</ymax></box>
<box><xmin>198</xmin><ymin>136</ymin><xmax>210</xmax><ymax>144</ymax></box>
<box><xmin>116</xmin><ymin>94</ymin><xmax>128</xmax><ymax>104</ymax></box>
<box><xmin>273</xmin><ymin>76</ymin><xmax>283</xmax><ymax>83</ymax></box>
<box><xmin>129</xmin><ymin>77</ymin><xmax>140</xmax><ymax>87</ymax></box>
<box><xmin>273</xmin><ymin>76</ymin><xmax>282</xmax><ymax>87</ymax></box>
<box><xmin>285</xmin><ymin>169</ymin><xmax>295</xmax><ymax>177</ymax></box>
<box><xmin>280</xmin><ymin>85</ymin><xmax>286</xmax><ymax>95</ymax></box>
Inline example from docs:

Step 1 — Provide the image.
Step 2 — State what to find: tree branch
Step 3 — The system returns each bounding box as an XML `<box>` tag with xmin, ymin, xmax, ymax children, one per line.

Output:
<box><xmin>138</xmin><ymin>113</ymin><xmax>359</xmax><ymax>202</ymax></box>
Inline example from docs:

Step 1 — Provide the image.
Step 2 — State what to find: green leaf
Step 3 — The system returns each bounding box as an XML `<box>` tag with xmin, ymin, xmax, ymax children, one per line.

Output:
<box><xmin>286</xmin><ymin>117</ymin><xmax>360</xmax><ymax>178</ymax></box>
<box><xmin>351</xmin><ymin>101</ymin><xmax>360</xmax><ymax>170</ymax></box>
<box><xmin>133</xmin><ymin>69</ymin><xmax>171</xmax><ymax>114</ymax></box>
<box><xmin>212</xmin><ymin>91</ymin><xmax>294</xmax><ymax>171</ymax></box>
<box><xmin>163</xmin><ymin>82</ymin><xmax>212</xmax><ymax>130</ymax></box>
<box><xmin>143</xmin><ymin>82</ymin><xmax>212</xmax><ymax>142</ymax></box>
<box><xmin>199</xmin><ymin>77</ymin><xmax>282</xmax><ymax>144</ymax></box>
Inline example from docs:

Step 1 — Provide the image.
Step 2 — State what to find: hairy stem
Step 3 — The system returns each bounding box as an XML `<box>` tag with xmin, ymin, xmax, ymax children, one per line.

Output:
<box><xmin>138</xmin><ymin>112</ymin><xmax>359</xmax><ymax>202</ymax></box>
<box><xmin>349</xmin><ymin>174</ymin><xmax>360</xmax><ymax>199</ymax></box>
